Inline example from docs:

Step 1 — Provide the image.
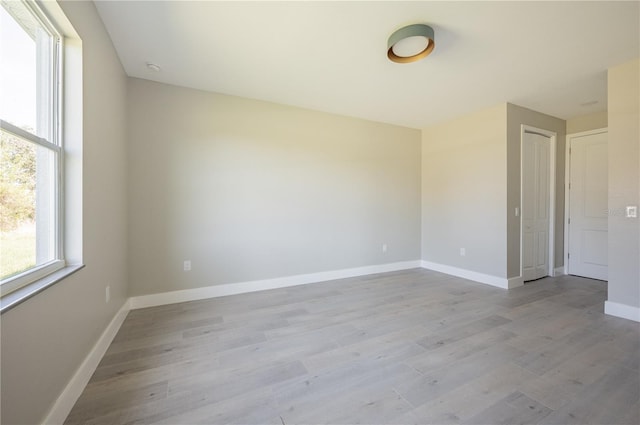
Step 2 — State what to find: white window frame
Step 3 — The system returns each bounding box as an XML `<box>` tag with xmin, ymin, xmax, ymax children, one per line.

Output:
<box><xmin>0</xmin><ymin>0</ymin><xmax>65</xmax><ymax>296</ymax></box>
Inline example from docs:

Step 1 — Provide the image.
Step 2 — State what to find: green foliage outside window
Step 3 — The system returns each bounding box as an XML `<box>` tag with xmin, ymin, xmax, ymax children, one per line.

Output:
<box><xmin>0</xmin><ymin>131</ymin><xmax>36</xmax><ymax>232</ymax></box>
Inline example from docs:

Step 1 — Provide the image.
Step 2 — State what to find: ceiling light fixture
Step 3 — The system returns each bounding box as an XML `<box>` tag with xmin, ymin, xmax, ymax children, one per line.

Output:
<box><xmin>146</xmin><ymin>62</ymin><xmax>161</xmax><ymax>72</ymax></box>
<box><xmin>387</xmin><ymin>24</ymin><xmax>435</xmax><ymax>63</ymax></box>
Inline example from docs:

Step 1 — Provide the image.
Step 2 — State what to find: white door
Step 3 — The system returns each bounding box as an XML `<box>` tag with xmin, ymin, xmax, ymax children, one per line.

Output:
<box><xmin>522</xmin><ymin>132</ymin><xmax>551</xmax><ymax>281</ymax></box>
<box><xmin>568</xmin><ymin>131</ymin><xmax>608</xmax><ymax>280</ymax></box>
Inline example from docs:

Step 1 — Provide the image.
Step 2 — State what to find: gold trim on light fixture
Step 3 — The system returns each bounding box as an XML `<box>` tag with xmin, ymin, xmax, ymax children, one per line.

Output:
<box><xmin>387</xmin><ymin>24</ymin><xmax>435</xmax><ymax>63</ymax></box>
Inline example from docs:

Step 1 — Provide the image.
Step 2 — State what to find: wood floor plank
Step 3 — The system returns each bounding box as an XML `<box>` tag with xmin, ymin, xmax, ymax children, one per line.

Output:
<box><xmin>538</xmin><ymin>365</ymin><xmax>640</xmax><ymax>425</ymax></box>
<box><xmin>155</xmin><ymin>387</ymin><xmax>281</xmax><ymax>425</ymax></box>
<box><xmin>65</xmin><ymin>270</ymin><xmax>638</xmax><ymax>425</ymax></box>
<box><xmin>462</xmin><ymin>391</ymin><xmax>553</xmax><ymax>425</ymax></box>
<box><xmin>405</xmin><ymin>327</ymin><xmax>518</xmax><ymax>374</ymax></box>
<box><xmin>64</xmin><ymin>381</ymin><xmax>168</xmax><ymax>425</ymax></box>
<box><xmin>394</xmin><ymin>343</ymin><xmax>525</xmax><ymax>408</ymax></box>
<box><xmin>395</xmin><ymin>362</ymin><xmax>538</xmax><ymax>424</ymax></box>
<box><xmin>276</xmin><ymin>363</ymin><xmax>420</xmax><ymax>423</ymax></box>
<box><xmin>513</xmin><ymin>326</ymin><xmax>611</xmax><ymax>376</ymax></box>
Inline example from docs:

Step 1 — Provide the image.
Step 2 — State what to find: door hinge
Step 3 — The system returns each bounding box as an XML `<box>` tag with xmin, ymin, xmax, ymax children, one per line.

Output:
<box><xmin>568</xmin><ymin>253</ymin><xmax>570</xmax><ymax>259</ymax></box>
<box><xmin>568</xmin><ymin>217</ymin><xmax>570</xmax><ymax>224</ymax></box>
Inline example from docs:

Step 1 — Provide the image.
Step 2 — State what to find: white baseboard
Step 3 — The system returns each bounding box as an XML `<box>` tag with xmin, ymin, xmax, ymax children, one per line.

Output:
<box><xmin>604</xmin><ymin>300</ymin><xmax>640</xmax><ymax>322</ymax></box>
<box><xmin>507</xmin><ymin>276</ymin><xmax>525</xmax><ymax>289</ymax></box>
<box><xmin>554</xmin><ymin>266</ymin><xmax>565</xmax><ymax>276</ymax></box>
<box><xmin>130</xmin><ymin>260</ymin><xmax>422</xmax><ymax>310</ymax></box>
<box><xmin>43</xmin><ymin>300</ymin><xmax>131</xmax><ymax>425</ymax></box>
<box><xmin>420</xmin><ymin>261</ymin><xmax>510</xmax><ymax>289</ymax></box>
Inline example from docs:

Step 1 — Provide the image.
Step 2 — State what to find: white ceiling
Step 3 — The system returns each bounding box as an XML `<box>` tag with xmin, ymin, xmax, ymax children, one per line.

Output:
<box><xmin>94</xmin><ymin>1</ymin><xmax>639</xmax><ymax>129</ymax></box>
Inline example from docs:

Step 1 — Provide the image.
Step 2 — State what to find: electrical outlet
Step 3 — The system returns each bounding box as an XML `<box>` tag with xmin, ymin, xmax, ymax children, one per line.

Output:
<box><xmin>105</xmin><ymin>285</ymin><xmax>111</xmax><ymax>303</ymax></box>
<box><xmin>626</xmin><ymin>206</ymin><xmax>638</xmax><ymax>218</ymax></box>
<box><xmin>382</xmin><ymin>243</ymin><xmax>388</xmax><ymax>253</ymax></box>
<box><xmin>184</xmin><ymin>260</ymin><xmax>191</xmax><ymax>271</ymax></box>
<box><xmin>460</xmin><ymin>248</ymin><xmax>466</xmax><ymax>256</ymax></box>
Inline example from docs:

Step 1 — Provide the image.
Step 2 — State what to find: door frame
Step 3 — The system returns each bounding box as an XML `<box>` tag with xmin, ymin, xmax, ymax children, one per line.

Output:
<box><xmin>563</xmin><ymin>127</ymin><xmax>608</xmax><ymax>276</ymax></box>
<box><xmin>520</xmin><ymin>125</ymin><xmax>557</xmax><ymax>280</ymax></box>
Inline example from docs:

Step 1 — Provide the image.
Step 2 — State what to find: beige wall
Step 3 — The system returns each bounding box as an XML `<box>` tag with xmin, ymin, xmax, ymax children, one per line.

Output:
<box><xmin>421</xmin><ymin>104</ymin><xmax>508</xmax><ymax>277</ymax></box>
<box><xmin>607</xmin><ymin>58</ymin><xmax>640</xmax><ymax>309</ymax></box>
<box><xmin>0</xmin><ymin>2</ymin><xmax>129</xmax><ymax>424</ymax></box>
<box><xmin>506</xmin><ymin>104</ymin><xmax>566</xmax><ymax>278</ymax></box>
<box><xmin>127</xmin><ymin>78</ymin><xmax>422</xmax><ymax>296</ymax></box>
<box><xmin>566</xmin><ymin>110</ymin><xmax>608</xmax><ymax>134</ymax></box>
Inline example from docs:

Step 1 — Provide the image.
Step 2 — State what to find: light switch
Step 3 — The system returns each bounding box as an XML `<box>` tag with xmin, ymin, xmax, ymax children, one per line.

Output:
<box><xmin>626</xmin><ymin>206</ymin><xmax>638</xmax><ymax>218</ymax></box>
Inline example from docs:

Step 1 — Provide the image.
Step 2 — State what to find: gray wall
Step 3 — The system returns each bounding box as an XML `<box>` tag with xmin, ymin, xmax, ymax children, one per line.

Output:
<box><xmin>607</xmin><ymin>58</ymin><xmax>640</xmax><ymax>309</ymax></box>
<box><xmin>127</xmin><ymin>79</ymin><xmax>422</xmax><ymax>296</ymax></box>
<box><xmin>506</xmin><ymin>104</ymin><xmax>566</xmax><ymax>278</ymax></box>
<box><xmin>0</xmin><ymin>2</ymin><xmax>129</xmax><ymax>424</ymax></box>
<box><xmin>421</xmin><ymin>104</ymin><xmax>508</xmax><ymax>277</ymax></box>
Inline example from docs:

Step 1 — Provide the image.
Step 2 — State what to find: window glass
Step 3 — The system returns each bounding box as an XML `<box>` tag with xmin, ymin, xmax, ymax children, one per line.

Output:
<box><xmin>0</xmin><ymin>3</ymin><xmax>38</xmax><ymax>133</ymax></box>
<box><xmin>0</xmin><ymin>0</ymin><xmax>62</xmax><ymax>294</ymax></box>
<box><xmin>1</xmin><ymin>133</ymin><xmax>36</xmax><ymax>279</ymax></box>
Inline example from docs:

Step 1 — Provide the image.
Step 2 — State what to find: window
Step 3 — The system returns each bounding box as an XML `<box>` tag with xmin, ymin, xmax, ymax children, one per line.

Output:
<box><xmin>1</xmin><ymin>0</ymin><xmax>64</xmax><ymax>296</ymax></box>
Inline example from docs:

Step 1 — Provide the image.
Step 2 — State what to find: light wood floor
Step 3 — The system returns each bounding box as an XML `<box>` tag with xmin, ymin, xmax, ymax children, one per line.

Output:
<box><xmin>65</xmin><ymin>269</ymin><xmax>639</xmax><ymax>425</ymax></box>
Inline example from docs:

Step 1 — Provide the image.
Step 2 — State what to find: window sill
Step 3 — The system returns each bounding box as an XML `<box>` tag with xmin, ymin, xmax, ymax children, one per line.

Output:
<box><xmin>0</xmin><ymin>264</ymin><xmax>84</xmax><ymax>314</ymax></box>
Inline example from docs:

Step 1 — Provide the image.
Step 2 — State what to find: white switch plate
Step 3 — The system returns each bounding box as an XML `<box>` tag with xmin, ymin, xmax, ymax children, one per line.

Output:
<box><xmin>626</xmin><ymin>206</ymin><xmax>638</xmax><ymax>218</ymax></box>
<box><xmin>382</xmin><ymin>244</ymin><xmax>387</xmax><ymax>253</ymax></box>
<box><xmin>515</xmin><ymin>207</ymin><xmax>520</xmax><ymax>217</ymax></box>
<box><xmin>105</xmin><ymin>286</ymin><xmax>111</xmax><ymax>303</ymax></box>
<box><xmin>460</xmin><ymin>248</ymin><xmax>466</xmax><ymax>256</ymax></box>
<box><xmin>184</xmin><ymin>260</ymin><xmax>191</xmax><ymax>271</ymax></box>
